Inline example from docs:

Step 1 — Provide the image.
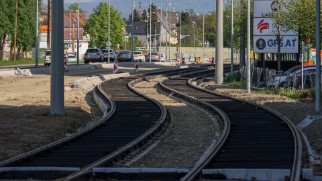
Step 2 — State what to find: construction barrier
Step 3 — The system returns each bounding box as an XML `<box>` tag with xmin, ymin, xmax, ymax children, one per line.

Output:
<box><xmin>181</xmin><ymin>58</ymin><xmax>185</xmax><ymax>65</ymax></box>
<box><xmin>134</xmin><ymin>60</ymin><xmax>138</xmax><ymax>74</ymax></box>
<box><xmin>113</xmin><ymin>60</ymin><xmax>118</xmax><ymax>74</ymax></box>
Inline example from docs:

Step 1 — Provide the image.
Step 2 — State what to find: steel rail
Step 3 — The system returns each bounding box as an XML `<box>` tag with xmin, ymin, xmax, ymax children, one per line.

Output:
<box><xmin>156</xmin><ymin>80</ymin><xmax>230</xmax><ymax>181</ymax></box>
<box><xmin>187</xmin><ymin>75</ymin><xmax>303</xmax><ymax>181</ymax></box>
<box><xmin>0</xmin><ymin>85</ymin><xmax>116</xmax><ymax>168</ymax></box>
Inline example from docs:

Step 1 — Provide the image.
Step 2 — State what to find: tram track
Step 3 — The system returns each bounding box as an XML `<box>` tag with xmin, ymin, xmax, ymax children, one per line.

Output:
<box><xmin>0</xmin><ymin>65</ymin><xmax>209</xmax><ymax>180</ymax></box>
<box><xmin>0</xmin><ymin>64</ymin><xmax>304</xmax><ymax>180</ymax></box>
<box><xmin>157</xmin><ymin>66</ymin><xmax>303</xmax><ymax>180</ymax></box>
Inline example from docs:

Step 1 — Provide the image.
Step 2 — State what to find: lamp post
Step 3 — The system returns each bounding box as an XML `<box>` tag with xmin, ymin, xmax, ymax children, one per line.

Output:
<box><xmin>247</xmin><ymin>0</ymin><xmax>251</xmax><ymax>93</ymax></box>
<box><xmin>202</xmin><ymin>14</ymin><xmax>205</xmax><ymax>63</ymax></box>
<box><xmin>69</xmin><ymin>10</ymin><xmax>72</xmax><ymax>50</ymax></box>
<box><xmin>77</xmin><ymin>0</ymin><xmax>80</xmax><ymax>65</ymax></box>
<box><xmin>108</xmin><ymin>0</ymin><xmax>111</xmax><ymax>64</ymax></box>
<box><xmin>192</xmin><ymin>21</ymin><xmax>196</xmax><ymax>60</ymax></box>
<box><xmin>131</xmin><ymin>0</ymin><xmax>134</xmax><ymax>61</ymax></box>
<box><xmin>315</xmin><ymin>0</ymin><xmax>321</xmax><ymax>112</ymax></box>
<box><xmin>179</xmin><ymin>11</ymin><xmax>182</xmax><ymax>62</ymax></box>
<box><xmin>165</xmin><ymin>1</ymin><xmax>168</xmax><ymax>62</ymax></box>
<box><xmin>36</xmin><ymin>0</ymin><xmax>39</xmax><ymax>67</ymax></box>
<box><xmin>149</xmin><ymin>0</ymin><xmax>152</xmax><ymax>62</ymax></box>
<box><xmin>230</xmin><ymin>0</ymin><xmax>234</xmax><ymax>74</ymax></box>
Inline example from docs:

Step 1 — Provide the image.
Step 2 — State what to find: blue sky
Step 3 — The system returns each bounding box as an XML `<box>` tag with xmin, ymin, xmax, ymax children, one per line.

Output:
<box><xmin>61</xmin><ymin>0</ymin><xmax>218</xmax><ymax>18</ymax></box>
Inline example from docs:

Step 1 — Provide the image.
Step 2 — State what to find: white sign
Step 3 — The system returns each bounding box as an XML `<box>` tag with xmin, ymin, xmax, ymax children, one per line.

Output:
<box><xmin>253</xmin><ymin>18</ymin><xmax>297</xmax><ymax>36</ymax></box>
<box><xmin>106</xmin><ymin>41</ymin><xmax>111</xmax><ymax>47</ymax></box>
<box><xmin>253</xmin><ymin>0</ymin><xmax>298</xmax><ymax>53</ymax></box>
<box><xmin>254</xmin><ymin>35</ymin><xmax>299</xmax><ymax>53</ymax></box>
<box><xmin>254</xmin><ymin>0</ymin><xmax>274</xmax><ymax>17</ymax></box>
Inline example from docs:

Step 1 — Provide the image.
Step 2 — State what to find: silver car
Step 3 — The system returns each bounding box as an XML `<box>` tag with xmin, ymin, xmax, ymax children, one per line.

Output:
<box><xmin>84</xmin><ymin>48</ymin><xmax>103</xmax><ymax>64</ymax></box>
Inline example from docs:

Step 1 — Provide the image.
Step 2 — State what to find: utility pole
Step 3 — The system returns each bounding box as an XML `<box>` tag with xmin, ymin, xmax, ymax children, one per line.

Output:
<box><xmin>165</xmin><ymin>0</ymin><xmax>168</xmax><ymax>62</ymax></box>
<box><xmin>108</xmin><ymin>0</ymin><xmax>111</xmax><ymax>64</ymax></box>
<box><xmin>231</xmin><ymin>0</ymin><xmax>234</xmax><ymax>74</ymax></box>
<box><xmin>149</xmin><ymin>0</ymin><xmax>152</xmax><ymax>62</ymax></box>
<box><xmin>47</xmin><ymin>0</ymin><xmax>51</xmax><ymax>48</ymax></box>
<box><xmin>131</xmin><ymin>0</ymin><xmax>134</xmax><ymax>61</ymax></box>
<box><xmin>50</xmin><ymin>0</ymin><xmax>64</xmax><ymax>115</ymax></box>
<box><xmin>316</xmin><ymin>0</ymin><xmax>321</xmax><ymax>112</ymax></box>
<box><xmin>77</xmin><ymin>0</ymin><xmax>80</xmax><ymax>65</ymax></box>
<box><xmin>36</xmin><ymin>0</ymin><xmax>39</xmax><ymax>67</ymax></box>
<box><xmin>179</xmin><ymin>11</ymin><xmax>182</xmax><ymax>62</ymax></box>
<box><xmin>215</xmin><ymin>0</ymin><xmax>223</xmax><ymax>85</ymax></box>
<box><xmin>247</xmin><ymin>0</ymin><xmax>251</xmax><ymax>93</ymax></box>
<box><xmin>202</xmin><ymin>14</ymin><xmax>205</xmax><ymax>63</ymax></box>
<box><xmin>14</xmin><ymin>0</ymin><xmax>18</xmax><ymax>60</ymax></box>
<box><xmin>72</xmin><ymin>22</ymin><xmax>75</xmax><ymax>53</ymax></box>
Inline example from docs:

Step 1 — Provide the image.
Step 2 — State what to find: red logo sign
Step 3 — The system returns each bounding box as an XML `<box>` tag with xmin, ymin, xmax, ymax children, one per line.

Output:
<box><xmin>257</xmin><ymin>19</ymin><xmax>269</xmax><ymax>33</ymax></box>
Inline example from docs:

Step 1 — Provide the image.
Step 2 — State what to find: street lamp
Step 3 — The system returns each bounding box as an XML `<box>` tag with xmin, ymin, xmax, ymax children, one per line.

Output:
<box><xmin>149</xmin><ymin>0</ymin><xmax>152</xmax><ymax>62</ymax></box>
<box><xmin>192</xmin><ymin>21</ymin><xmax>196</xmax><ymax>60</ymax></box>
<box><xmin>77</xmin><ymin>0</ymin><xmax>80</xmax><ymax>65</ymax></box>
<box><xmin>69</xmin><ymin>10</ymin><xmax>72</xmax><ymax>50</ymax></box>
<box><xmin>247</xmin><ymin>0</ymin><xmax>251</xmax><ymax>93</ymax></box>
<box><xmin>202</xmin><ymin>14</ymin><xmax>204</xmax><ymax>63</ymax></box>
<box><xmin>131</xmin><ymin>0</ymin><xmax>134</xmax><ymax>61</ymax></box>
<box><xmin>36</xmin><ymin>0</ymin><xmax>39</xmax><ymax>67</ymax></box>
<box><xmin>231</xmin><ymin>0</ymin><xmax>234</xmax><ymax>74</ymax></box>
<box><xmin>108</xmin><ymin>0</ymin><xmax>111</xmax><ymax>64</ymax></box>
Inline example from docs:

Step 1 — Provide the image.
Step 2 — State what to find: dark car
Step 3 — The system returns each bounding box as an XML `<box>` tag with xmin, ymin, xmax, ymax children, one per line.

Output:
<box><xmin>84</xmin><ymin>48</ymin><xmax>103</xmax><ymax>64</ymax></box>
<box><xmin>117</xmin><ymin>50</ymin><xmax>133</xmax><ymax>62</ymax></box>
<box><xmin>102</xmin><ymin>49</ymin><xmax>116</xmax><ymax>62</ymax></box>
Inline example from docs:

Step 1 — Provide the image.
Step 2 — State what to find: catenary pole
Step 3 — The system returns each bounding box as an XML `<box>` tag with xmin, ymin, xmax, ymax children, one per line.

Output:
<box><xmin>108</xmin><ymin>0</ymin><xmax>111</xmax><ymax>64</ymax></box>
<box><xmin>316</xmin><ymin>0</ymin><xmax>321</xmax><ymax>112</ymax></box>
<box><xmin>246</xmin><ymin>0</ymin><xmax>251</xmax><ymax>93</ymax></box>
<box><xmin>215</xmin><ymin>0</ymin><xmax>223</xmax><ymax>84</ymax></box>
<box><xmin>230</xmin><ymin>0</ymin><xmax>234</xmax><ymax>74</ymax></box>
<box><xmin>50</xmin><ymin>0</ymin><xmax>64</xmax><ymax>115</ymax></box>
<box><xmin>77</xmin><ymin>0</ymin><xmax>80</xmax><ymax>65</ymax></box>
<box><xmin>131</xmin><ymin>0</ymin><xmax>134</xmax><ymax>61</ymax></box>
<box><xmin>36</xmin><ymin>0</ymin><xmax>39</xmax><ymax>67</ymax></box>
<box><xmin>149</xmin><ymin>0</ymin><xmax>152</xmax><ymax>62</ymax></box>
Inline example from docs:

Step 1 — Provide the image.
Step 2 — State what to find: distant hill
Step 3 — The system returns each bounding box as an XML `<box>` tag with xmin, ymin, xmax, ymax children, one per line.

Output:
<box><xmin>63</xmin><ymin>0</ymin><xmax>216</xmax><ymax>18</ymax></box>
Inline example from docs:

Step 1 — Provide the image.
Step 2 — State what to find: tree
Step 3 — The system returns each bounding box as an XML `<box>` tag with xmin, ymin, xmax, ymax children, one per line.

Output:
<box><xmin>84</xmin><ymin>2</ymin><xmax>125</xmax><ymax>49</ymax></box>
<box><xmin>66</xmin><ymin>3</ymin><xmax>85</xmax><ymax>13</ymax></box>
<box><xmin>279</xmin><ymin>0</ymin><xmax>316</xmax><ymax>45</ymax></box>
<box><xmin>0</xmin><ymin>0</ymin><xmax>15</xmax><ymax>60</ymax></box>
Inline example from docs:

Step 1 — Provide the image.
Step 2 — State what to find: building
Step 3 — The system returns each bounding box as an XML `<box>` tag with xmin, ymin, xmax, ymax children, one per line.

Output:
<box><xmin>39</xmin><ymin>9</ymin><xmax>89</xmax><ymax>59</ymax></box>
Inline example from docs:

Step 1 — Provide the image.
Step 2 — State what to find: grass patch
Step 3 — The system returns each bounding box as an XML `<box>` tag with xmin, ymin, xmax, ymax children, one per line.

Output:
<box><xmin>226</xmin><ymin>72</ymin><xmax>316</xmax><ymax>100</ymax></box>
<box><xmin>0</xmin><ymin>59</ymin><xmax>44</xmax><ymax>66</ymax></box>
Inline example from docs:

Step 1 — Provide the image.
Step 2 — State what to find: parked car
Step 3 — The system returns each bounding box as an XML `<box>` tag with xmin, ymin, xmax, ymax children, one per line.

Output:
<box><xmin>267</xmin><ymin>65</ymin><xmax>319</xmax><ymax>88</ymax></box>
<box><xmin>117</xmin><ymin>50</ymin><xmax>132</xmax><ymax>62</ymax></box>
<box><xmin>84</xmin><ymin>48</ymin><xmax>103</xmax><ymax>64</ymax></box>
<box><xmin>145</xmin><ymin>52</ymin><xmax>160</xmax><ymax>62</ymax></box>
<box><xmin>133</xmin><ymin>51</ymin><xmax>145</xmax><ymax>62</ymax></box>
<box><xmin>102</xmin><ymin>49</ymin><xmax>116</xmax><ymax>62</ymax></box>
<box><xmin>65</xmin><ymin>52</ymin><xmax>77</xmax><ymax>63</ymax></box>
<box><xmin>44</xmin><ymin>49</ymin><xmax>51</xmax><ymax>66</ymax></box>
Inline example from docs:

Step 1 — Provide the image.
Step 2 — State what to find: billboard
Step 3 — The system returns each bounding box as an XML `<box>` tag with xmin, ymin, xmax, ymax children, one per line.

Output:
<box><xmin>253</xmin><ymin>0</ymin><xmax>298</xmax><ymax>53</ymax></box>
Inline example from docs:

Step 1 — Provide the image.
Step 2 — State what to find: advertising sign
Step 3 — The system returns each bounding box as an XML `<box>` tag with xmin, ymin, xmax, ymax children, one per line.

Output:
<box><xmin>253</xmin><ymin>0</ymin><xmax>298</xmax><ymax>53</ymax></box>
<box><xmin>253</xmin><ymin>18</ymin><xmax>297</xmax><ymax>36</ymax></box>
<box><xmin>254</xmin><ymin>35</ymin><xmax>299</xmax><ymax>53</ymax></box>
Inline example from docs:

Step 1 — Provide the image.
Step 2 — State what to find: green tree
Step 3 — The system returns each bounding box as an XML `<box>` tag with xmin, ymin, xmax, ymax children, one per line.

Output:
<box><xmin>279</xmin><ymin>0</ymin><xmax>316</xmax><ymax>45</ymax></box>
<box><xmin>66</xmin><ymin>3</ymin><xmax>85</xmax><ymax>13</ymax></box>
<box><xmin>0</xmin><ymin>0</ymin><xmax>15</xmax><ymax>60</ymax></box>
<box><xmin>84</xmin><ymin>2</ymin><xmax>125</xmax><ymax>49</ymax></box>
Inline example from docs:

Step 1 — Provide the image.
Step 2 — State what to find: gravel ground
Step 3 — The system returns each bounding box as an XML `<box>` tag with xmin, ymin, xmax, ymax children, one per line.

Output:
<box><xmin>131</xmin><ymin>77</ymin><xmax>221</xmax><ymax>168</ymax></box>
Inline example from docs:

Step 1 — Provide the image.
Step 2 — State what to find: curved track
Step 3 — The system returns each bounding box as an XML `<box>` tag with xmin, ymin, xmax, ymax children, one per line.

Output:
<box><xmin>0</xmin><ymin>66</ymin><xmax>209</xmax><ymax>180</ymax></box>
<box><xmin>158</xmin><ymin>69</ymin><xmax>302</xmax><ymax>180</ymax></box>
